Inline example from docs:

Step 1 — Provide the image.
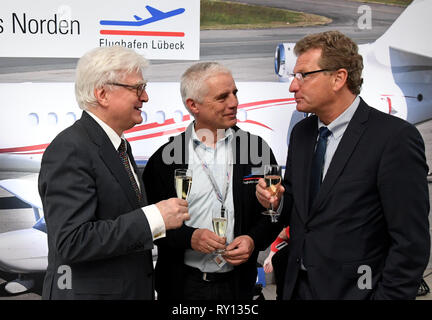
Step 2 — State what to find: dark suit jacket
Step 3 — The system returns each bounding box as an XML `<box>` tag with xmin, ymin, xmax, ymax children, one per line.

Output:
<box><xmin>38</xmin><ymin>111</ymin><xmax>155</xmax><ymax>299</ymax></box>
<box><xmin>143</xmin><ymin>124</ymin><xmax>281</xmax><ymax>300</ymax></box>
<box><xmin>280</xmin><ymin>98</ymin><xmax>430</xmax><ymax>300</ymax></box>
<box><xmin>272</xmin><ymin>244</ymin><xmax>290</xmax><ymax>300</ymax></box>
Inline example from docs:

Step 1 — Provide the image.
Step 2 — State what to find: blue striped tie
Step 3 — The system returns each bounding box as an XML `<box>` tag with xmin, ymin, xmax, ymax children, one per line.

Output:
<box><xmin>309</xmin><ymin>127</ymin><xmax>331</xmax><ymax>207</ymax></box>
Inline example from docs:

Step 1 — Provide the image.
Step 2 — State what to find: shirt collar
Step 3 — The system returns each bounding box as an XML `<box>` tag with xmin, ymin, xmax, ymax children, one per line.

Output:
<box><xmin>318</xmin><ymin>95</ymin><xmax>360</xmax><ymax>139</ymax></box>
<box><xmin>191</xmin><ymin>122</ymin><xmax>234</xmax><ymax>149</ymax></box>
<box><xmin>85</xmin><ymin>110</ymin><xmax>125</xmax><ymax>151</ymax></box>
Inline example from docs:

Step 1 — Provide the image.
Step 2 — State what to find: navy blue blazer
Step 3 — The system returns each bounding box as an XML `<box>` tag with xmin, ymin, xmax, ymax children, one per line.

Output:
<box><xmin>280</xmin><ymin>98</ymin><xmax>430</xmax><ymax>299</ymax></box>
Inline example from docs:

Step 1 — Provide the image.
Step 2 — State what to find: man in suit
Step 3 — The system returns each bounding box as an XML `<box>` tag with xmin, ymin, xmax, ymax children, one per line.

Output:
<box><xmin>143</xmin><ymin>62</ymin><xmax>280</xmax><ymax>300</ymax></box>
<box><xmin>256</xmin><ymin>31</ymin><xmax>430</xmax><ymax>299</ymax></box>
<box><xmin>38</xmin><ymin>46</ymin><xmax>190</xmax><ymax>299</ymax></box>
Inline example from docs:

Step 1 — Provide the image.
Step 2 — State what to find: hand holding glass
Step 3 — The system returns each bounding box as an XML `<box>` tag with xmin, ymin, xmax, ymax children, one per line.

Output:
<box><xmin>262</xmin><ymin>165</ymin><xmax>282</xmax><ymax>222</ymax></box>
<box><xmin>174</xmin><ymin>169</ymin><xmax>192</xmax><ymax>200</ymax></box>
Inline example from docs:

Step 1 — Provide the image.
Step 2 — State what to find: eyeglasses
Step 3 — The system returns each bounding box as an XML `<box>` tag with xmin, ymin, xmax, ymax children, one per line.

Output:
<box><xmin>289</xmin><ymin>69</ymin><xmax>330</xmax><ymax>82</ymax></box>
<box><xmin>107</xmin><ymin>82</ymin><xmax>147</xmax><ymax>97</ymax></box>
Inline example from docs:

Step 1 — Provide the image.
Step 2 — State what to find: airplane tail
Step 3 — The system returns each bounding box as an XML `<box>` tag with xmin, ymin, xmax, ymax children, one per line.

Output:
<box><xmin>373</xmin><ymin>0</ymin><xmax>432</xmax><ymax>65</ymax></box>
<box><xmin>275</xmin><ymin>0</ymin><xmax>431</xmax><ymax>78</ymax></box>
<box><xmin>363</xmin><ymin>0</ymin><xmax>432</xmax><ymax>124</ymax></box>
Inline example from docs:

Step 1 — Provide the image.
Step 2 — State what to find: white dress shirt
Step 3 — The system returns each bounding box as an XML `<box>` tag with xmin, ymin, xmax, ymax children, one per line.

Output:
<box><xmin>318</xmin><ymin>95</ymin><xmax>360</xmax><ymax>181</ymax></box>
<box><xmin>184</xmin><ymin>125</ymin><xmax>235</xmax><ymax>273</ymax></box>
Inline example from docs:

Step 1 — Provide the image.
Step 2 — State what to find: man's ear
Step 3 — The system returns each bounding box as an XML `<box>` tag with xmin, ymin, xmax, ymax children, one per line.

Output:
<box><xmin>186</xmin><ymin>98</ymin><xmax>199</xmax><ymax>115</ymax></box>
<box><xmin>94</xmin><ymin>87</ymin><xmax>109</xmax><ymax>108</ymax></box>
<box><xmin>332</xmin><ymin>68</ymin><xmax>348</xmax><ymax>92</ymax></box>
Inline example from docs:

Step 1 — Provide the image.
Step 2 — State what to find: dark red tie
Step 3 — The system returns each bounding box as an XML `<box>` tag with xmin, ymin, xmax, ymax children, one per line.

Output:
<box><xmin>118</xmin><ymin>139</ymin><xmax>141</xmax><ymax>202</ymax></box>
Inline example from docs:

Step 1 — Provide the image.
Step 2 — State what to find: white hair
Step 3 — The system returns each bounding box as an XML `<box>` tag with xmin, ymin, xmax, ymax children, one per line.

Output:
<box><xmin>75</xmin><ymin>46</ymin><xmax>149</xmax><ymax>110</ymax></box>
<box><xmin>180</xmin><ymin>62</ymin><xmax>232</xmax><ymax>113</ymax></box>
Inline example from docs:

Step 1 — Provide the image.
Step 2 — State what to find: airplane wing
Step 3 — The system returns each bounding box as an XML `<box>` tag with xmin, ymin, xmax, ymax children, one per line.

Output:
<box><xmin>0</xmin><ymin>174</ymin><xmax>47</xmax><ymax>274</ymax></box>
<box><xmin>0</xmin><ymin>174</ymin><xmax>43</xmax><ymax>221</ymax></box>
<box><xmin>146</xmin><ymin>5</ymin><xmax>164</xmax><ymax>17</ymax></box>
<box><xmin>0</xmin><ymin>175</ymin><xmax>41</xmax><ymax>210</ymax></box>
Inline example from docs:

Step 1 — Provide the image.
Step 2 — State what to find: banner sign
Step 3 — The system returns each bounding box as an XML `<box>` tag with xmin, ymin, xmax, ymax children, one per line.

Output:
<box><xmin>0</xmin><ymin>0</ymin><xmax>200</xmax><ymax>60</ymax></box>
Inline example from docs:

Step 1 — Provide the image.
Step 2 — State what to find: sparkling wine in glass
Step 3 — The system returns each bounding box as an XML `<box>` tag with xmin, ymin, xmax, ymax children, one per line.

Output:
<box><xmin>174</xmin><ymin>169</ymin><xmax>192</xmax><ymax>200</ymax></box>
<box><xmin>262</xmin><ymin>165</ymin><xmax>282</xmax><ymax>222</ymax></box>
<box><xmin>212</xmin><ymin>207</ymin><xmax>228</xmax><ymax>254</ymax></box>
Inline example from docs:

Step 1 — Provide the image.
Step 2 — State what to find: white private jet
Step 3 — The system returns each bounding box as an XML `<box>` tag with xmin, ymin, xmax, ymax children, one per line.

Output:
<box><xmin>0</xmin><ymin>0</ymin><xmax>430</xmax><ymax>295</ymax></box>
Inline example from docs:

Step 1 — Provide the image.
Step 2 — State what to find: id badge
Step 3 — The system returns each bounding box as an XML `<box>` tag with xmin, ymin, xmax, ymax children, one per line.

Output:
<box><xmin>213</xmin><ymin>254</ymin><xmax>227</xmax><ymax>268</ymax></box>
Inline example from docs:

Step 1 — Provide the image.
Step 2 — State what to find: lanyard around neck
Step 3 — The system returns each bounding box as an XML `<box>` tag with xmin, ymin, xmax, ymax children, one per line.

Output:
<box><xmin>193</xmin><ymin>137</ymin><xmax>232</xmax><ymax>209</ymax></box>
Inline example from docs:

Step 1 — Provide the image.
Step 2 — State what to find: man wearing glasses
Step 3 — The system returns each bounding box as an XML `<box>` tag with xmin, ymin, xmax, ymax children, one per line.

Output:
<box><xmin>256</xmin><ymin>31</ymin><xmax>430</xmax><ymax>299</ymax></box>
<box><xmin>38</xmin><ymin>46</ymin><xmax>190</xmax><ymax>299</ymax></box>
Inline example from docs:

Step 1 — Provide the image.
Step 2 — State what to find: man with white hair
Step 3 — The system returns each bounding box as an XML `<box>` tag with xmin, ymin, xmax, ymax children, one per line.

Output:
<box><xmin>38</xmin><ymin>46</ymin><xmax>190</xmax><ymax>300</ymax></box>
<box><xmin>143</xmin><ymin>62</ymin><xmax>281</xmax><ymax>300</ymax></box>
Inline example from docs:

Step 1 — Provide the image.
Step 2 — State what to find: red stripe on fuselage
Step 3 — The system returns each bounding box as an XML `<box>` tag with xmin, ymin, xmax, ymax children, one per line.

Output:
<box><xmin>0</xmin><ymin>99</ymin><xmax>292</xmax><ymax>154</ymax></box>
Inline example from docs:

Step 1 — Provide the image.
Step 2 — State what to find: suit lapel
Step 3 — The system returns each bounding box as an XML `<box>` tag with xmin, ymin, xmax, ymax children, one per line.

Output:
<box><xmin>79</xmin><ymin>112</ymin><xmax>141</xmax><ymax>209</ymax></box>
<box><xmin>309</xmin><ymin>99</ymin><xmax>370</xmax><ymax>218</ymax></box>
<box><xmin>292</xmin><ymin>116</ymin><xmax>318</xmax><ymax>223</ymax></box>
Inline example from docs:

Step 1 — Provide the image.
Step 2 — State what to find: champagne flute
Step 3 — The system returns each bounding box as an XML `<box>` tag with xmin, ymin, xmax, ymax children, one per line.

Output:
<box><xmin>262</xmin><ymin>165</ymin><xmax>282</xmax><ymax>222</ymax></box>
<box><xmin>212</xmin><ymin>207</ymin><xmax>228</xmax><ymax>254</ymax></box>
<box><xmin>174</xmin><ymin>169</ymin><xmax>192</xmax><ymax>200</ymax></box>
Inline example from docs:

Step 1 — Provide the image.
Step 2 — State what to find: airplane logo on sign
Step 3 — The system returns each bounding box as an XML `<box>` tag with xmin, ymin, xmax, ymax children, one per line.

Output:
<box><xmin>100</xmin><ymin>5</ymin><xmax>185</xmax><ymax>27</ymax></box>
<box><xmin>99</xmin><ymin>5</ymin><xmax>186</xmax><ymax>37</ymax></box>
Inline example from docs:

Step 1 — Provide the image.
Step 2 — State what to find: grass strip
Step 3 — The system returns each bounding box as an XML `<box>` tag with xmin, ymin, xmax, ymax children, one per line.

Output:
<box><xmin>201</xmin><ymin>0</ymin><xmax>331</xmax><ymax>30</ymax></box>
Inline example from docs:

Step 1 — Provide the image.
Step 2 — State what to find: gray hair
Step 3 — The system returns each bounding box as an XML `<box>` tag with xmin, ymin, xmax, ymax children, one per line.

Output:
<box><xmin>180</xmin><ymin>62</ymin><xmax>232</xmax><ymax>113</ymax></box>
<box><xmin>75</xmin><ymin>46</ymin><xmax>149</xmax><ymax>110</ymax></box>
